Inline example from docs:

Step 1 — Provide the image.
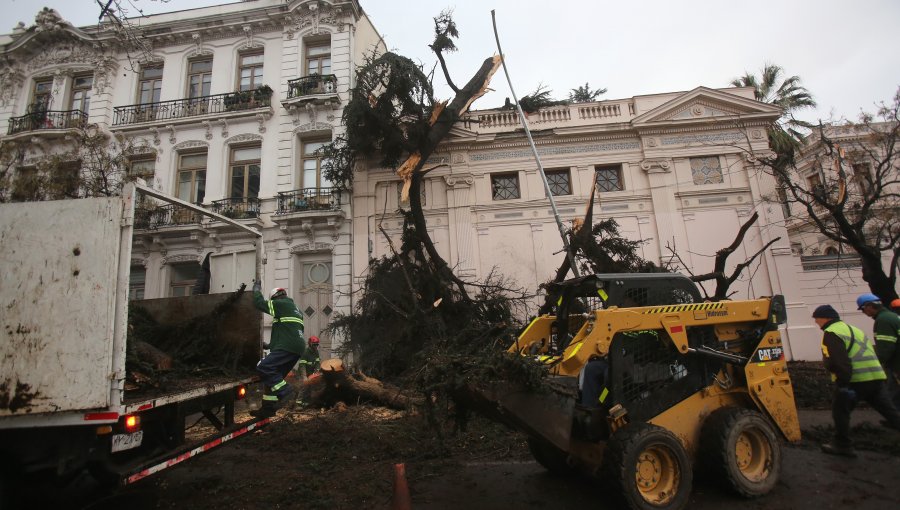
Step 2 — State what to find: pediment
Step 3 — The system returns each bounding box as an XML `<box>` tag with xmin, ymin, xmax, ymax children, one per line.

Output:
<box><xmin>632</xmin><ymin>86</ymin><xmax>781</xmax><ymax>127</ymax></box>
<box><xmin>5</xmin><ymin>9</ymin><xmax>97</xmax><ymax>56</ymax></box>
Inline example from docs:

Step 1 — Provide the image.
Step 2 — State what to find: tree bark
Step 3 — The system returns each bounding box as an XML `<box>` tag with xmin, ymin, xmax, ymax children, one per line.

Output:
<box><xmin>306</xmin><ymin>359</ymin><xmax>424</xmax><ymax>410</ymax></box>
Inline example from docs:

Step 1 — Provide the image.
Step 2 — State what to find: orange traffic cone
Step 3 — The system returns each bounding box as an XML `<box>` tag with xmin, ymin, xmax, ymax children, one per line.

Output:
<box><xmin>392</xmin><ymin>463</ymin><xmax>412</xmax><ymax>510</ymax></box>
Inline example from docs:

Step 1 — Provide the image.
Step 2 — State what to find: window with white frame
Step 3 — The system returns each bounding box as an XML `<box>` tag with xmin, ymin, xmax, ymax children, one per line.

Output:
<box><xmin>238</xmin><ymin>52</ymin><xmax>264</xmax><ymax>91</ymax></box>
<box><xmin>229</xmin><ymin>146</ymin><xmax>261</xmax><ymax>200</ymax></box>
<box><xmin>690</xmin><ymin>157</ymin><xmax>723</xmax><ymax>185</ymax></box>
<box><xmin>301</xmin><ymin>140</ymin><xmax>332</xmax><ymax>189</ymax></box>
<box><xmin>69</xmin><ymin>74</ymin><xmax>93</xmax><ymax>114</ymax></box>
<box><xmin>177</xmin><ymin>152</ymin><xmax>207</xmax><ymax>203</ymax></box>
<box><xmin>188</xmin><ymin>59</ymin><xmax>213</xmax><ymax>98</ymax></box>
<box><xmin>305</xmin><ymin>41</ymin><xmax>331</xmax><ymax>76</ymax></box>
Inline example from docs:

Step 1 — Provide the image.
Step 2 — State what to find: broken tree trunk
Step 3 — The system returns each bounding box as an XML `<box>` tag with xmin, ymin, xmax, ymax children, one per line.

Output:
<box><xmin>305</xmin><ymin>359</ymin><xmax>424</xmax><ymax>410</ymax></box>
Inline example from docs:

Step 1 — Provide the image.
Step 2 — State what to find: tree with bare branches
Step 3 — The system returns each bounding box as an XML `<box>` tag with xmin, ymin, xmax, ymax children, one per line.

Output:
<box><xmin>758</xmin><ymin>88</ymin><xmax>900</xmax><ymax>302</ymax></box>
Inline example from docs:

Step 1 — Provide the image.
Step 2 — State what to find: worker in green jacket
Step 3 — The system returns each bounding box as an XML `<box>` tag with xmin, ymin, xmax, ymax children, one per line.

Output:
<box><xmin>250</xmin><ymin>280</ymin><xmax>306</xmax><ymax>418</ymax></box>
<box><xmin>857</xmin><ymin>293</ymin><xmax>900</xmax><ymax>408</ymax></box>
<box><xmin>812</xmin><ymin>304</ymin><xmax>900</xmax><ymax>457</ymax></box>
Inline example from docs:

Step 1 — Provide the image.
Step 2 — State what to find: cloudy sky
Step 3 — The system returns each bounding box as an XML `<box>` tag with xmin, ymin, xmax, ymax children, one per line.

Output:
<box><xmin>5</xmin><ymin>0</ymin><xmax>899</xmax><ymax>122</ymax></box>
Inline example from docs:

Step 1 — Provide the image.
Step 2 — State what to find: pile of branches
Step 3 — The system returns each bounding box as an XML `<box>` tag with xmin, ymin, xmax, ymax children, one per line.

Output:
<box><xmin>329</xmin><ymin>214</ymin><xmax>545</xmax><ymax>426</ymax></box>
<box><xmin>126</xmin><ymin>286</ymin><xmax>249</xmax><ymax>388</ymax></box>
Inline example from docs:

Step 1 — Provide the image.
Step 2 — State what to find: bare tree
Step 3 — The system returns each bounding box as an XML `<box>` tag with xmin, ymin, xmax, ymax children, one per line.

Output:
<box><xmin>759</xmin><ymin>88</ymin><xmax>900</xmax><ymax>301</ymax></box>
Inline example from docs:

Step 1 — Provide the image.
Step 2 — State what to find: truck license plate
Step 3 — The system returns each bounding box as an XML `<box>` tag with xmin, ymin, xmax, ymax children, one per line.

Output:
<box><xmin>111</xmin><ymin>431</ymin><xmax>143</xmax><ymax>453</ymax></box>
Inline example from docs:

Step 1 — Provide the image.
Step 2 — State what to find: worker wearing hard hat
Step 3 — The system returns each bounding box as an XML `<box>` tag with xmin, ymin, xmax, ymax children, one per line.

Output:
<box><xmin>857</xmin><ymin>293</ymin><xmax>900</xmax><ymax>408</ymax></box>
<box><xmin>250</xmin><ymin>281</ymin><xmax>306</xmax><ymax>418</ymax></box>
<box><xmin>812</xmin><ymin>304</ymin><xmax>900</xmax><ymax>457</ymax></box>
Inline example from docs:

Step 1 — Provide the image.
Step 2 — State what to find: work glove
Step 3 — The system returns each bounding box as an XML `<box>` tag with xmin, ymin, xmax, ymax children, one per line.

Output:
<box><xmin>252</xmin><ymin>279</ymin><xmax>262</xmax><ymax>293</ymax></box>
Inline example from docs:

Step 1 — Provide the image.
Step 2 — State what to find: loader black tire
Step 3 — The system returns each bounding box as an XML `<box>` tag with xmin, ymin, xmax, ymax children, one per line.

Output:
<box><xmin>602</xmin><ymin>422</ymin><xmax>692</xmax><ymax>510</ymax></box>
<box><xmin>527</xmin><ymin>437</ymin><xmax>577</xmax><ymax>476</ymax></box>
<box><xmin>699</xmin><ymin>407</ymin><xmax>781</xmax><ymax>498</ymax></box>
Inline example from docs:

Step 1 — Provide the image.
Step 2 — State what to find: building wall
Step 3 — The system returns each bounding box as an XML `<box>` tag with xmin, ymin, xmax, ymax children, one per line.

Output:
<box><xmin>351</xmin><ymin>86</ymin><xmax>832</xmax><ymax>359</ymax></box>
<box><xmin>0</xmin><ymin>1</ymin><xmax>374</xmax><ymax>359</ymax></box>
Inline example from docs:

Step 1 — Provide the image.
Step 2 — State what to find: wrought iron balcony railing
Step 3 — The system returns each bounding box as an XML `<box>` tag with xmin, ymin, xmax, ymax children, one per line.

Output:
<box><xmin>286</xmin><ymin>74</ymin><xmax>337</xmax><ymax>99</ymax></box>
<box><xmin>210</xmin><ymin>197</ymin><xmax>261</xmax><ymax>220</ymax></box>
<box><xmin>113</xmin><ymin>87</ymin><xmax>273</xmax><ymax>126</ymax></box>
<box><xmin>134</xmin><ymin>204</ymin><xmax>203</xmax><ymax>229</ymax></box>
<box><xmin>7</xmin><ymin>110</ymin><xmax>88</xmax><ymax>135</ymax></box>
<box><xmin>275</xmin><ymin>187</ymin><xmax>341</xmax><ymax>214</ymax></box>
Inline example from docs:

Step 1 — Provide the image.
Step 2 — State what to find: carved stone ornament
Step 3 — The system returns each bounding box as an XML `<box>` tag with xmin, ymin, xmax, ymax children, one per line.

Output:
<box><xmin>0</xmin><ymin>66</ymin><xmax>25</xmax><ymax>107</ymax></box>
<box><xmin>163</xmin><ymin>253</ymin><xmax>201</xmax><ymax>265</ymax></box>
<box><xmin>443</xmin><ymin>174</ymin><xmax>475</xmax><ymax>188</ymax></box>
<box><xmin>33</xmin><ymin>8</ymin><xmax>73</xmax><ymax>33</ymax></box>
<box><xmin>173</xmin><ymin>140</ymin><xmax>209</xmax><ymax>151</ymax></box>
<box><xmin>225</xmin><ymin>133</ymin><xmax>263</xmax><ymax>145</ymax></box>
<box><xmin>294</xmin><ymin>121</ymin><xmax>333</xmax><ymax>133</ymax></box>
<box><xmin>27</xmin><ymin>44</ymin><xmax>97</xmax><ymax>72</ymax></box>
<box><xmin>640</xmin><ymin>159</ymin><xmax>672</xmax><ymax>173</ymax></box>
<box><xmin>290</xmin><ymin>242</ymin><xmax>334</xmax><ymax>254</ymax></box>
<box><xmin>750</xmin><ymin>129</ymin><xmax>764</xmax><ymax>140</ymax></box>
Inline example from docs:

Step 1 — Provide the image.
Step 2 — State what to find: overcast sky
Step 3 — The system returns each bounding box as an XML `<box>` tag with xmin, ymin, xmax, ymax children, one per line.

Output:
<box><xmin>5</xmin><ymin>0</ymin><xmax>899</xmax><ymax>123</ymax></box>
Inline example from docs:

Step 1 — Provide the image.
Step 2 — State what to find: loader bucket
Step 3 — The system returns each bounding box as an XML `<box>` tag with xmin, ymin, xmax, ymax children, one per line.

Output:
<box><xmin>469</xmin><ymin>378</ymin><xmax>576</xmax><ymax>452</ymax></box>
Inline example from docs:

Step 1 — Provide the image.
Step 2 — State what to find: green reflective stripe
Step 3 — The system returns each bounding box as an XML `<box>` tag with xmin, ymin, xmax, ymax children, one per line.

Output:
<box><xmin>268</xmin><ymin>301</ymin><xmax>275</xmax><ymax>316</ymax></box>
<box><xmin>276</xmin><ymin>317</ymin><xmax>303</xmax><ymax>324</ymax></box>
<box><xmin>597</xmin><ymin>289</ymin><xmax>608</xmax><ymax>301</ymax></box>
<box><xmin>272</xmin><ymin>380</ymin><xmax>287</xmax><ymax>391</ymax></box>
<box><xmin>875</xmin><ymin>334</ymin><xmax>897</xmax><ymax>343</ymax></box>
<box><xmin>826</xmin><ymin>321</ymin><xmax>885</xmax><ymax>382</ymax></box>
<box><xmin>262</xmin><ymin>395</ymin><xmax>279</xmax><ymax>401</ymax></box>
<box><xmin>598</xmin><ymin>387</ymin><xmax>609</xmax><ymax>403</ymax></box>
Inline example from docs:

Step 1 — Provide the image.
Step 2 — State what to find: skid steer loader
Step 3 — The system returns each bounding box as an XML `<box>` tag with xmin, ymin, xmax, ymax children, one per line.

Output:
<box><xmin>488</xmin><ymin>273</ymin><xmax>799</xmax><ymax>510</ymax></box>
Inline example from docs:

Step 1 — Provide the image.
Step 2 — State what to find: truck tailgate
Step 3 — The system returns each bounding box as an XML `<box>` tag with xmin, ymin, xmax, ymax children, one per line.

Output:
<box><xmin>1</xmin><ymin>197</ymin><xmax>124</xmax><ymax>416</ymax></box>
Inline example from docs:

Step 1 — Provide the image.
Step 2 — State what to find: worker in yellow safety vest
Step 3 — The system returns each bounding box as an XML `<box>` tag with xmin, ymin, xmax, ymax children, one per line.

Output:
<box><xmin>811</xmin><ymin>304</ymin><xmax>900</xmax><ymax>457</ymax></box>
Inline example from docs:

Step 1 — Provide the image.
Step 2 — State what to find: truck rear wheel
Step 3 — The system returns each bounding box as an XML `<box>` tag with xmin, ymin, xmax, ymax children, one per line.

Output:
<box><xmin>603</xmin><ymin>422</ymin><xmax>691</xmax><ymax>510</ymax></box>
<box><xmin>527</xmin><ymin>437</ymin><xmax>577</xmax><ymax>476</ymax></box>
<box><xmin>699</xmin><ymin>407</ymin><xmax>781</xmax><ymax>497</ymax></box>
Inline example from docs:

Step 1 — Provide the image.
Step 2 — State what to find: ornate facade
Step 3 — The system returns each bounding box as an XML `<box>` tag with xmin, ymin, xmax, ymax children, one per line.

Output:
<box><xmin>0</xmin><ymin>1</ymin><xmax>386</xmax><ymax>358</ymax></box>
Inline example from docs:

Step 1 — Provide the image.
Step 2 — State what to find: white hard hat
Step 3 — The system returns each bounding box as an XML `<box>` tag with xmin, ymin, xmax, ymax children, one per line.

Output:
<box><xmin>270</xmin><ymin>287</ymin><xmax>287</xmax><ymax>299</ymax></box>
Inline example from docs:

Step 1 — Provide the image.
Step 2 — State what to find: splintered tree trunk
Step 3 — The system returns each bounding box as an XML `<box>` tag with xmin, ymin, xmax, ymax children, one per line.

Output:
<box><xmin>305</xmin><ymin>359</ymin><xmax>424</xmax><ymax>410</ymax></box>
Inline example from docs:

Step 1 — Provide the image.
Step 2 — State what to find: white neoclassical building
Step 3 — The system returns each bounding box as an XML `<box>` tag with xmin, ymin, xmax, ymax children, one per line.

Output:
<box><xmin>0</xmin><ymin>0</ymin><xmax>385</xmax><ymax>359</ymax></box>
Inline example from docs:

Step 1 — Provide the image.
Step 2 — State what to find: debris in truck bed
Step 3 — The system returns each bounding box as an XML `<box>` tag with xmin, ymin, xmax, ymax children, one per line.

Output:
<box><xmin>125</xmin><ymin>285</ymin><xmax>256</xmax><ymax>392</ymax></box>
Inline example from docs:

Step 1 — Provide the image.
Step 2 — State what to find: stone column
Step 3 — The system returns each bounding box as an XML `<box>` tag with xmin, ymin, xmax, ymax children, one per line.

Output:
<box><xmin>443</xmin><ymin>172</ymin><xmax>476</xmax><ymax>276</ymax></box>
<box><xmin>640</xmin><ymin>159</ymin><xmax>685</xmax><ymax>265</ymax></box>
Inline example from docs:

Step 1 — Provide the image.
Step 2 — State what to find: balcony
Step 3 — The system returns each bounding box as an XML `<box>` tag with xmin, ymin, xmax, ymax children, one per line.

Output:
<box><xmin>7</xmin><ymin>110</ymin><xmax>88</xmax><ymax>136</ymax></box>
<box><xmin>456</xmin><ymin>99</ymin><xmax>637</xmax><ymax>135</ymax></box>
<box><xmin>210</xmin><ymin>197</ymin><xmax>261</xmax><ymax>220</ymax></box>
<box><xmin>275</xmin><ymin>187</ymin><xmax>341</xmax><ymax>214</ymax></box>
<box><xmin>135</xmin><ymin>204</ymin><xmax>203</xmax><ymax>230</ymax></box>
<box><xmin>282</xmin><ymin>75</ymin><xmax>340</xmax><ymax>111</ymax></box>
<box><xmin>272</xmin><ymin>187</ymin><xmax>345</xmax><ymax>241</ymax></box>
<box><xmin>112</xmin><ymin>87</ymin><xmax>273</xmax><ymax>128</ymax></box>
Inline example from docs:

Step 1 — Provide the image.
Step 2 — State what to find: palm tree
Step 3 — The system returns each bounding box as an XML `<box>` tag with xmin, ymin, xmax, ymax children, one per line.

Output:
<box><xmin>731</xmin><ymin>64</ymin><xmax>816</xmax><ymax>161</ymax></box>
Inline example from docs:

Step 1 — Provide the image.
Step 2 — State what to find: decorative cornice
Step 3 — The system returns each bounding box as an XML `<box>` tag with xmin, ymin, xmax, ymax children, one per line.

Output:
<box><xmin>290</xmin><ymin>241</ymin><xmax>334</xmax><ymax>254</ymax></box>
<box><xmin>225</xmin><ymin>133</ymin><xmax>263</xmax><ymax>144</ymax></box>
<box><xmin>294</xmin><ymin>121</ymin><xmax>333</xmax><ymax>134</ymax></box>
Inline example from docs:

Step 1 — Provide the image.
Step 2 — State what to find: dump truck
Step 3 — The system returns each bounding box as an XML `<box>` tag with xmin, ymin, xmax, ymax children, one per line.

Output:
<box><xmin>488</xmin><ymin>273</ymin><xmax>798</xmax><ymax>510</ymax></box>
<box><xmin>0</xmin><ymin>184</ymin><xmax>267</xmax><ymax>497</ymax></box>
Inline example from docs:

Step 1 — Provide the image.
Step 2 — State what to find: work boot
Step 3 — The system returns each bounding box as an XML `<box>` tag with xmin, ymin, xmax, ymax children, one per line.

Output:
<box><xmin>249</xmin><ymin>404</ymin><xmax>277</xmax><ymax>419</ymax></box>
<box><xmin>821</xmin><ymin>442</ymin><xmax>857</xmax><ymax>458</ymax></box>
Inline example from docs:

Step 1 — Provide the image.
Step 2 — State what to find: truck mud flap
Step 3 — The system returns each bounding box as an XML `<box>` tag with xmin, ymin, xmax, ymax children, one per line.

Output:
<box><xmin>122</xmin><ymin>417</ymin><xmax>271</xmax><ymax>485</ymax></box>
<box><xmin>470</xmin><ymin>379</ymin><xmax>576</xmax><ymax>452</ymax></box>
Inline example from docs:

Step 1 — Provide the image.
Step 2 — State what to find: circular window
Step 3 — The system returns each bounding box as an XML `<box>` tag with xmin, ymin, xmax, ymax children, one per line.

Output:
<box><xmin>308</xmin><ymin>262</ymin><xmax>330</xmax><ymax>284</ymax></box>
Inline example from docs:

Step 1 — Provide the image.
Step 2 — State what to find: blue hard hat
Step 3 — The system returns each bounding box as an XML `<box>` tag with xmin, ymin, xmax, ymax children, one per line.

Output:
<box><xmin>856</xmin><ymin>293</ymin><xmax>881</xmax><ymax>310</ymax></box>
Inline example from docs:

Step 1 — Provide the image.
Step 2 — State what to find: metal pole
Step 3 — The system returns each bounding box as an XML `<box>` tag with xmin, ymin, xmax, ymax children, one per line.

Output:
<box><xmin>490</xmin><ymin>10</ymin><xmax>581</xmax><ymax>279</ymax></box>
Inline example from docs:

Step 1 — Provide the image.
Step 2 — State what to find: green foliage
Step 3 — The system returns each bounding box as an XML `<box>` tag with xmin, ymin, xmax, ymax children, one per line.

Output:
<box><xmin>576</xmin><ymin>218</ymin><xmax>660</xmax><ymax>275</ymax></box>
<box><xmin>568</xmin><ymin>82</ymin><xmax>607</xmax><ymax>103</ymax></box>
<box><xmin>430</xmin><ymin>9</ymin><xmax>459</xmax><ymax>54</ymax></box>
<box><xmin>515</xmin><ymin>84</ymin><xmax>569</xmax><ymax>113</ymax></box>
<box><xmin>731</xmin><ymin>63</ymin><xmax>816</xmax><ymax>165</ymax></box>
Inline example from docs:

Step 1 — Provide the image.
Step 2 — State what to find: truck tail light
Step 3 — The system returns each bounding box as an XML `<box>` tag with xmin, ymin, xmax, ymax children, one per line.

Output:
<box><xmin>124</xmin><ymin>414</ymin><xmax>141</xmax><ymax>433</ymax></box>
<box><xmin>236</xmin><ymin>385</ymin><xmax>247</xmax><ymax>400</ymax></box>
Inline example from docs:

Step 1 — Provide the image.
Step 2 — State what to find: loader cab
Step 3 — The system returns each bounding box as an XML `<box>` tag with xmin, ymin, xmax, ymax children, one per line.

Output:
<box><xmin>547</xmin><ymin>273</ymin><xmax>702</xmax><ymax>345</ymax></box>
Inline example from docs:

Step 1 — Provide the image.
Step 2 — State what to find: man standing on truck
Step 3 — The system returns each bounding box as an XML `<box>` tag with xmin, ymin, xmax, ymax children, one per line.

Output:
<box><xmin>811</xmin><ymin>304</ymin><xmax>900</xmax><ymax>457</ymax></box>
<box><xmin>250</xmin><ymin>281</ymin><xmax>306</xmax><ymax>418</ymax></box>
<box><xmin>856</xmin><ymin>293</ymin><xmax>900</xmax><ymax>408</ymax></box>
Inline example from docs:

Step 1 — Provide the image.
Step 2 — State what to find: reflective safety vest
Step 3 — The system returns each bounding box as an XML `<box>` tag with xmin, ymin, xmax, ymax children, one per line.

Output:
<box><xmin>825</xmin><ymin>321</ymin><xmax>886</xmax><ymax>383</ymax></box>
